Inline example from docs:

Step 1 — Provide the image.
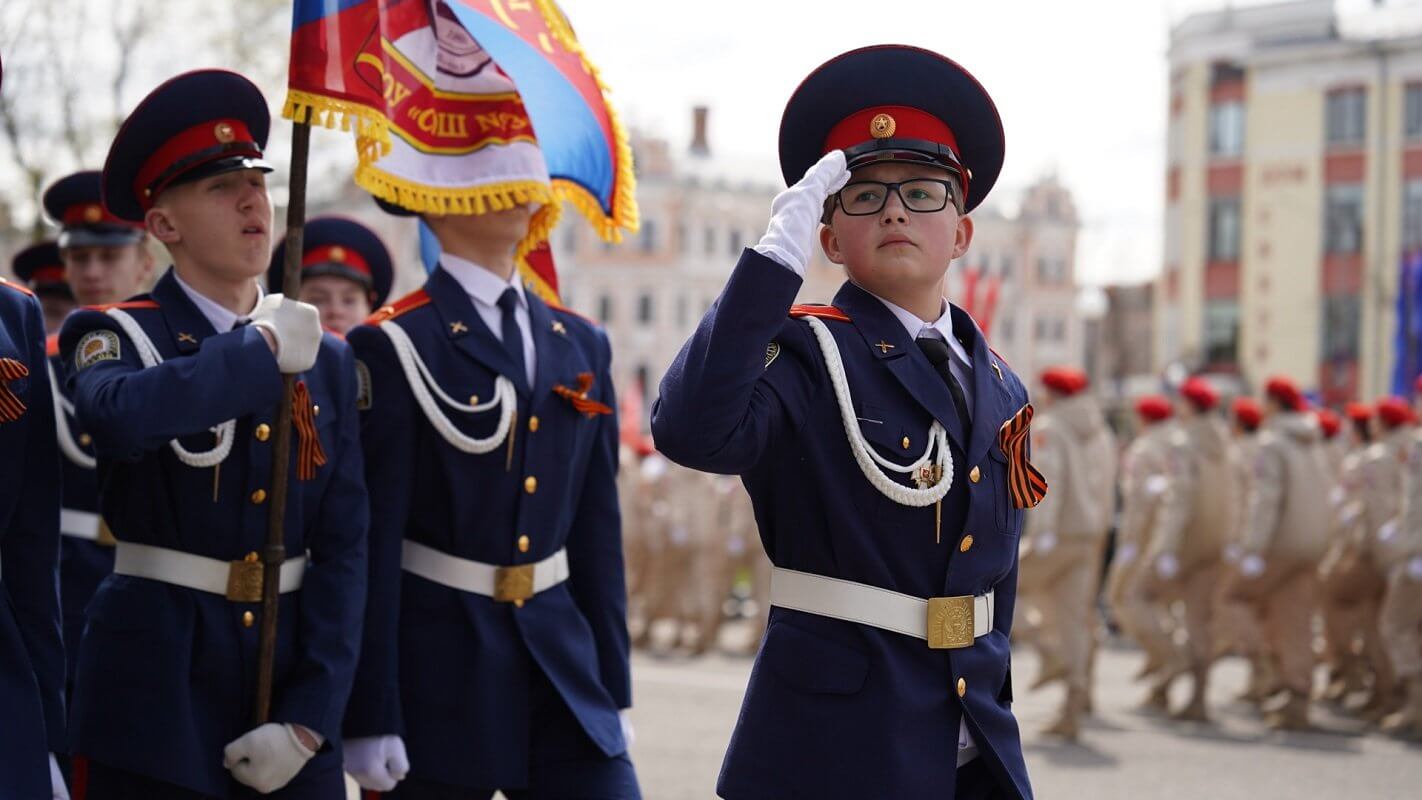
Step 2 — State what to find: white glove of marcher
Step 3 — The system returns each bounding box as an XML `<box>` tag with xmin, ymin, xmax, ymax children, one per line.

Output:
<box><xmin>344</xmin><ymin>735</ymin><xmax>410</xmax><ymax>792</ymax></box>
<box><xmin>1408</xmin><ymin>556</ymin><xmax>1422</xmax><ymax>582</ymax></box>
<box><xmin>1222</xmin><ymin>543</ymin><xmax>1243</xmax><ymax>564</ymax></box>
<box><xmin>223</xmin><ymin>723</ymin><xmax>316</xmax><ymax>794</ymax></box>
<box><xmin>1116</xmin><ymin>542</ymin><xmax>1138</xmax><ymax>565</ymax></box>
<box><xmin>1155</xmin><ymin>552</ymin><xmax>1180</xmax><ymax>580</ymax></box>
<box><xmin>1240</xmin><ymin>554</ymin><xmax>1266</xmax><ymax>579</ymax></box>
<box><xmin>1143</xmin><ymin>475</ymin><xmax>1169</xmax><ymax>497</ymax></box>
<box><xmin>620</xmin><ymin>710</ymin><xmax>636</xmax><ymax>748</ymax></box>
<box><xmin>249</xmin><ymin>293</ymin><xmax>322</xmax><ymax>374</ymax></box>
<box><xmin>1035</xmin><ymin>531</ymin><xmax>1058</xmax><ymax>555</ymax></box>
<box><xmin>753</xmin><ymin>150</ymin><xmax>851</xmax><ymax>277</ymax></box>
<box><xmin>49</xmin><ymin>754</ymin><xmax>68</xmax><ymax>800</ymax></box>
<box><xmin>1378</xmin><ymin>520</ymin><xmax>1400</xmax><ymax>543</ymax></box>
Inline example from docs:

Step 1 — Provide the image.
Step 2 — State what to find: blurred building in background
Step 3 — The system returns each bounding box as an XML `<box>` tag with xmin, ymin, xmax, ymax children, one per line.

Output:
<box><xmin>1160</xmin><ymin>0</ymin><xmax>1422</xmax><ymax>403</ymax></box>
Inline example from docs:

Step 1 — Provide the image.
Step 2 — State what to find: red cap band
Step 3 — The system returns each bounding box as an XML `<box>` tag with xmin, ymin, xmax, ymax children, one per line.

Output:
<box><xmin>133</xmin><ymin>118</ymin><xmax>262</xmax><ymax>211</ymax></box>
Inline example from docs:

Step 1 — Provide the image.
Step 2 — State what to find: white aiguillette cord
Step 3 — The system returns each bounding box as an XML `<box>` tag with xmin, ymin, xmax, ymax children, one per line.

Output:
<box><xmin>49</xmin><ymin>359</ymin><xmax>96</xmax><ymax>469</ymax></box>
<box><xmin>380</xmin><ymin>319</ymin><xmax>516</xmax><ymax>454</ymax></box>
<box><xmin>105</xmin><ymin>308</ymin><xmax>235</xmax><ymax>468</ymax></box>
<box><xmin>803</xmin><ymin>316</ymin><xmax>953</xmax><ymax>506</ymax></box>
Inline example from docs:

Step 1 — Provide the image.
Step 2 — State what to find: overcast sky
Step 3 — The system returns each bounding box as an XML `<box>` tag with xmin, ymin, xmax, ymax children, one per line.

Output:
<box><xmin>557</xmin><ymin>0</ymin><xmax>1393</xmax><ymax>286</ymax></box>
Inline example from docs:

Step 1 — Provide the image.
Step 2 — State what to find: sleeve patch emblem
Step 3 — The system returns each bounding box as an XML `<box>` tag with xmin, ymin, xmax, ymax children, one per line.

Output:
<box><xmin>355</xmin><ymin>359</ymin><xmax>373</xmax><ymax>411</ymax></box>
<box><xmin>765</xmin><ymin>341</ymin><xmax>781</xmax><ymax>369</ymax></box>
<box><xmin>75</xmin><ymin>330</ymin><xmax>121</xmax><ymax>371</ymax></box>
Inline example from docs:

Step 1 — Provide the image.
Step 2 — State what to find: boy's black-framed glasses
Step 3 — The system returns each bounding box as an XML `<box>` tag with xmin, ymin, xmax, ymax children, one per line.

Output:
<box><xmin>835</xmin><ymin>179</ymin><xmax>959</xmax><ymax>216</ymax></box>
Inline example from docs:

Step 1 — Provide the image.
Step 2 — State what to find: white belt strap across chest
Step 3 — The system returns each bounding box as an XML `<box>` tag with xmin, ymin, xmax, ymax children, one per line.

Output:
<box><xmin>105</xmin><ymin>309</ymin><xmax>235</xmax><ymax>468</ymax></box>
<box><xmin>803</xmin><ymin>316</ymin><xmax>953</xmax><ymax>506</ymax></box>
<box><xmin>379</xmin><ymin>320</ymin><xmax>517</xmax><ymax>454</ymax></box>
<box><xmin>113</xmin><ymin>541</ymin><xmax>306</xmax><ymax>603</ymax></box>
<box><xmin>401</xmin><ymin>539</ymin><xmax>569</xmax><ymax>604</ymax></box>
<box><xmin>771</xmin><ymin>566</ymin><xmax>994</xmax><ymax>650</ymax></box>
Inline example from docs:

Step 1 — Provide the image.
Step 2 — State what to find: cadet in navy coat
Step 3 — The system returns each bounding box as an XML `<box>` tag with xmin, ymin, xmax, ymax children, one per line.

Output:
<box><xmin>652</xmin><ymin>46</ymin><xmax>1042</xmax><ymax>800</ymax></box>
<box><xmin>58</xmin><ymin>70</ymin><xmax>368</xmax><ymax>799</ymax></box>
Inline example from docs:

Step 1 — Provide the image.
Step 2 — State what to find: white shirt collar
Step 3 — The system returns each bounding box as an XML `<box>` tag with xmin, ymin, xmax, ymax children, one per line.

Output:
<box><xmin>441</xmin><ymin>252</ymin><xmax>527</xmax><ymax>311</ymax></box>
<box><xmin>871</xmin><ymin>292</ymin><xmax>973</xmax><ymax>368</ymax></box>
<box><xmin>172</xmin><ymin>269</ymin><xmax>263</xmax><ymax>334</ymax></box>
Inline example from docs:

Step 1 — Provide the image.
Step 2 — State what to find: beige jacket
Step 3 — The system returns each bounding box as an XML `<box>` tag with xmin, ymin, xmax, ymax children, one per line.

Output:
<box><xmin>1359</xmin><ymin>427</ymin><xmax>1414</xmax><ymax>569</ymax></box>
<box><xmin>1385</xmin><ymin>429</ymin><xmax>1422</xmax><ymax>566</ymax></box>
<box><xmin>1117</xmin><ymin>422</ymin><xmax>1180</xmax><ymax>565</ymax></box>
<box><xmin>1243</xmin><ymin>411</ymin><xmax>1331</xmax><ymax>565</ymax></box>
<box><xmin>1025</xmin><ymin>395</ymin><xmax>1117</xmax><ymax>543</ymax></box>
<box><xmin>1150</xmin><ymin>413</ymin><xmax>1238</xmax><ymax>571</ymax></box>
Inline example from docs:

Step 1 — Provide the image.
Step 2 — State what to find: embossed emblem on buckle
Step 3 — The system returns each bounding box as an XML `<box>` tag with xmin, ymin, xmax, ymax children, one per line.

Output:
<box><xmin>926</xmin><ymin>595</ymin><xmax>975</xmax><ymax>649</ymax></box>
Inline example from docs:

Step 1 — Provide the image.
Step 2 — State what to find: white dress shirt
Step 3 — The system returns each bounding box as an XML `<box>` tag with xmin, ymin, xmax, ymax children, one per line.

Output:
<box><xmin>173</xmin><ymin>269</ymin><xmax>263</xmax><ymax>333</ymax></box>
<box><xmin>440</xmin><ymin>253</ymin><xmax>537</xmax><ymax>387</ymax></box>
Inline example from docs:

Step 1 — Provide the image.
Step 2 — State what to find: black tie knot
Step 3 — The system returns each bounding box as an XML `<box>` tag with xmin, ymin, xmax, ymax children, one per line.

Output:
<box><xmin>497</xmin><ymin>287</ymin><xmax>520</xmax><ymax>315</ymax></box>
<box><xmin>916</xmin><ymin>336</ymin><xmax>952</xmax><ymax>366</ymax></box>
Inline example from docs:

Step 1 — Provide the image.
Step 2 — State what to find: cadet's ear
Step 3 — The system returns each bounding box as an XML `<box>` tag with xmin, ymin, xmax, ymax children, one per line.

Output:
<box><xmin>820</xmin><ymin>223</ymin><xmax>844</xmax><ymax>266</ymax></box>
<box><xmin>951</xmin><ymin>215</ymin><xmax>974</xmax><ymax>261</ymax></box>
<box><xmin>145</xmin><ymin>204</ymin><xmax>181</xmax><ymax>246</ymax></box>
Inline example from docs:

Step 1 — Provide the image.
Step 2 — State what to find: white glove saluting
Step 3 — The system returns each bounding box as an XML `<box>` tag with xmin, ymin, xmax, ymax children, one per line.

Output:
<box><xmin>754</xmin><ymin>149</ymin><xmax>851</xmax><ymax>277</ymax></box>
<box><xmin>249</xmin><ymin>293</ymin><xmax>323</xmax><ymax>374</ymax></box>
<box><xmin>345</xmin><ymin>735</ymin><xmax>410</xmax><ymax>792</ymax></box>
<box><xmin>223</xmin><ymin>723</ymin><xmax>317</xmax><ymax>794</ymax></box>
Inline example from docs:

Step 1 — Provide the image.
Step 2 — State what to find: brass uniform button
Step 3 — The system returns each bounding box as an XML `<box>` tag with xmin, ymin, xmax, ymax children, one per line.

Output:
<box><xmin>960</xmin><ymin>535</ymin><xmax>974</xmax><ymax>553</ymax></box>
<box><xmin>469</xmin><ymin>394</ymin><xmax>479</xmax><ymax>405</ymax></box>
<box><xmin>250</xmin><ymin>489</ymin><xmax>267</xmax><ymax>505</ymax></box>
<box><xmin>957</xmin><ymin>677</ymin><xmax>967</xmax><ymax>697</ymax></box>
<box><xmin>255</xmin><ymin>424</ymin><xmax>271</xmax><ymax>442</ymax></box>
<box><xmin>242</xmin><ymin>611</ymin><xmax>255</xmax><ymax>628</ymax></box>
<box><xmin>969</xmin><ymin>466</ymin><xmax>981</xmax><ymax>484</ymax></box>
<box><xmin>524</xmin><ymin>476</ymin><xmax>538</xmax><ymax>494</ymax></box>
<box><xmin>518</xmin><ymin>535</ymin><xmax>530</xmax><ymax>553</ymax></box>
<box><xmin>528</xmin><ymin>416</ymin><xmax>540</xmax><ymax>432</ymax></box>
<box><xmin>901</xmin><ymin>436</ymin><xmax>911</xmax><ymax>450</ymax></box>
<box><xmin>514</xmin><ymin>599</ymin><xmax>525</xmax><ymax>608</ymax></box>
<box><xmin>245</xmin><ymin>552</ymin><xmax>260</xmax><ymax>563</ymax></box>
<box><xmin>312</xmin><ymin>404</ymin><xmax>320</xmax><ymax>417</ymax></box>
<box><xmin>79</xmin><ymin>433</ymin><xmax>93</xmax><ymax>447</ymax></box>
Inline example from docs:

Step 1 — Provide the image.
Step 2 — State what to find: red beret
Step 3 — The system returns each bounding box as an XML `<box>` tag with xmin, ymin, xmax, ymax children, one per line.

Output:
<box><xmin>1232</xmin><ymin>397</ymin><xmax>1263</xmax><ymax>429</ymax></box>
<box><xmin>1376</xmin><ymin>396</ymin><xmax>1416</xmax><ymax>429</ymax></box>
<box><xmin>1135</xmin><ymin>395</ymin><xmax>1173</xmax><ymax>423</ymax></box>
<box><xmin>1179</xmin><ymin>376</ymin><xmax>1219</xmax><ymax>411</ymax></box>
<box><xmin>1344</xmin><ymin>402</ymin><xmax>1373</xmax><ymax>423</ymax></box>
<box><xmin>1264</xmin><ymin>376</ymin><xmax>1306</xmax><ymax>412</ymax></box>
<box><xmin>1041</xmin><ymin>366</ymin><xmax>1088</xmax><ymax>397</ymax></box>
<box><xmin>1315</xmin><ymin>409</ymin><xmax>1341</xmax><ymax>439</ymax></box>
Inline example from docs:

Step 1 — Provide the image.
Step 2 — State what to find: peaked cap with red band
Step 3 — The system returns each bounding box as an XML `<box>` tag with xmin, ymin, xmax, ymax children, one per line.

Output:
<box><xmin>102</xmin><ymin>69</ymin><xmax>272</xmax><ymax>222</ymax></box>
<box><xmin>778</xmin><ymin>45</ymin><xmax>1005</xmax><ymax>213</ymax></box>
<box><xmin>269</xmin><ymin>216</ymin><xmax>395</xmax><ymax>309</ymax></box>
<box><xmin>1040</xmin><ymin>366</ymin><xmax>1088</xmax><ymax>397</ymax></box>
<box><xmin>44</xmin><ymin>171</ymin><xmax>146</xmax><ymax>249</ymax></box>
<box><xmin>11</xmin><ymin>241</ymin><xmax>70</xmax><ymax>298</ymax></box>
<box><xmin>1179</xmin><ymin>376</ymin><xmax>1220</xmax><ymax>411</ymax></box>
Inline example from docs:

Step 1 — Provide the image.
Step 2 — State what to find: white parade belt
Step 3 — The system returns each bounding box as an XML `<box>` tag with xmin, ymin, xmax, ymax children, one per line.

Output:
<box><xmin>60</xmin><ymin>509</ymin><xmax>116</xmax><ymax>546</ymax></box>
<box><xmin>771</xmin><ymin>567</ymin><xmax>994</xmax><ymax>650</ymax></box>
<box><xmin>402</xmin><ymin>539</ymin><xmax>569</xmax><ymax>603</ymax></box>
<box><xmin>114</xmin><ymin>542</ymin><xmax>306</xmax><ymax>603</ymax></box>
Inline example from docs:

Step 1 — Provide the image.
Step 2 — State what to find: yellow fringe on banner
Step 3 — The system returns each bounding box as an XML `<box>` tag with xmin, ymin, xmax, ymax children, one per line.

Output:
<box><xmin>282</xmin><ymin>90</ymin><xmax>393</xmax><ymax>160</ymax></box>
<box><xmin>354</xmin><ymin>163</ymin><xmax>556</xmax><ymax>216</ymax></box>
<box><xmin>532</xmin><ymin>0</ymin><xmax>641</xmax><ymax>243</ymax></box>
<box><xmin>515</xmin><ymin>203</ymin><xmax>563</xmax><ymax>303</ymax></box>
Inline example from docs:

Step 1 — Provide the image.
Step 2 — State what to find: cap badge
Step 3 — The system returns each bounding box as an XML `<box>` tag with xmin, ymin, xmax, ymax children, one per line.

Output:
<box><xmin>214</xmin><ymin>122</ymin><xmax>236</xmax><ymax>143</ymax></box>
<box><xmin>329</xmin><ymin>246</ymin><xmax>347</xmax><ymax>263</ymax></box>
<box><xmin>83</xmin><ymin>205</ymin><xmax>103</xmax><ymax>223</ymax></box>
<box><xmin>870</xmin><ymin>113</ymin><xmax>897</xmax><ymax>139</ymax></box>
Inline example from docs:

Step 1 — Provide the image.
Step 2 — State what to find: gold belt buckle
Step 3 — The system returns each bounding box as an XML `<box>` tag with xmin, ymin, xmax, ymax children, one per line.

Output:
<box><xmin>226</xmin><ymin>556</ymin><xmax>265</xmax><ymax>603</ymax></box>
<box><xmin>926</xmin><ymin>595</ymin><xmax>975</xmax><ymax>650</ymax></box>
<box><xmin>95</xmin><ymin>518</ymin><xmax>118</xmax><ymax>547</ymax></box>
<box><xmin>494</xmin><ymin>564</ymin><xmax>536</xmax><ymax>603</ymax></box>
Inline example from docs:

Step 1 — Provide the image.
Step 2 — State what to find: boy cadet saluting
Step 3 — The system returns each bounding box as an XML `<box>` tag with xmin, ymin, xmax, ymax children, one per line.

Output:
<box><xmin>58</xmin><ymin>69</ymin><xmax>368</xmax><ymax>798</ymax></box>
<box><xmin>652</xmin><ymin>45</ymin><xmax>1044</xmax><ymax>800</ymax></box>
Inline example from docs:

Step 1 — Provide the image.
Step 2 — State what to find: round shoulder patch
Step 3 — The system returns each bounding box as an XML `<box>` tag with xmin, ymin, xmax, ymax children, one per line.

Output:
<box><xmin>75</xmin><ymin>330</ymin><xmax>121</xmax><ymax>371</ymax></box>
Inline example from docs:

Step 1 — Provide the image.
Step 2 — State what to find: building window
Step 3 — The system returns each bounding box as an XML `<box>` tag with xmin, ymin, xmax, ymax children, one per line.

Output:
<box><xmin>1326</xmin><ymin>88</ymin><xmax>1366</xmax><ymax>147</ymax></box>
<box><xmin>1322</xmin><ymin>293</ymin><xmax>1361</xmax><ymax>362</ymax></box>
<box><xmin>1207</xmin><ymin>197</ymin><xmax>1241</xmax><ymax>262</ymax></box>
<box><xmin>1000</xmin><ymin>255</ymin><xmax>1016</xmax><ymax>281</ymax></box>
<box><xmin>1208</xmin><ymin>101</ymin><xmax>1245</xmax><ymax>158</ymax></box>
<box><xmin>676</xmin><ymin>223</ymin><xmax>688</xmax><ymax>253</ymax></box>
<box><xmin>640</xmin><ymin>220</ymin><xmax>657</xmax><ymax>253</ymax></box>
<box><xmin>597</xmin><ymin>294</ymin><xmax>613</xmax><ymax>324</ymax></box>
<box><xmin>676</xmin><ymin>294</ymin><xmax>688</xmax><ymax>326</ymax></box>
<box><xmin>637</xmin><ymin>292</ymin><xmax>654</xmax><ymax>324</ymax></box>
<box><xmin>1324</xmin><ymin>183</ymin><xmax>1365</xmax><ymax>256</ymax></box>
<box><xmin>703</xmin><ymin>227</ymin><xmax>716</xmax><ymax>256</ymax></box>
<box><xmin>1203</xmin><ymin>299</ymin><xmax>1239</xmax><ymax>366</ymax></box>
<box><xmin>1037</xmin><ymin>258</ymin><xmax>1066</xmax><ymax>284</ymax></box>
<box><xmin>1404</xmin><ymin>180</ymin><xmax>1422</xmax><ymax>252</ymax></box>
<box><xmin>998</xmin><ymin>315</ymin><xmax>1014</xmax><ymax>342</ymax></box>
<box><xmin>728</xmin><ymin>229</ymin><xmax>742</xmax><ymax>256</ymax></box>
<box><xmin>1407</xmin><ymin>84</ymin><xmax>1422</xmax><ymax>140</ymax></box>
<box><xmin>635</xmin><ymin>364</ymin><xmax>651</xmax><ymax>406</ymax></box>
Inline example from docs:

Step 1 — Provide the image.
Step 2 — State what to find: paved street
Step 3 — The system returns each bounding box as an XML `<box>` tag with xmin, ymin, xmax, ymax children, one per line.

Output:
<box><xmin>624</xmin><ymin>638</ymin><xmax>1422</xmax><ymax>799</ymax></box>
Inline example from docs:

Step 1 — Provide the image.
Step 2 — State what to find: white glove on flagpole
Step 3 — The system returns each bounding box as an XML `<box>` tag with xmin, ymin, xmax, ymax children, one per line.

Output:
<box><xmin>344</xmin><ymin>735</ymin><xmax>411</xmax><ymax>792</ymax></box>
<box><xmin>49</xmin><ymin>754</ymin><xmax>69</xmax><ymax>800</ymax></box>
<box><xmin>753</xmin><ymin>150</ymin><xmax>851</xmax><ymax>277</ymax></box>
<box><xmin>223</xmin><ymin>723</ymin><xmax>315</xmax><ymax>794</ymax></box>
<box><xmin>249</xmin><ymin>293</ymin><xmax>323</xmax><ymax>374</ymax></box>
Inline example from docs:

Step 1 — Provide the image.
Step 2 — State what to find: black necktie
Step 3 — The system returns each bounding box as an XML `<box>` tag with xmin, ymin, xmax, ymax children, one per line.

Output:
<box><xmin>916</xmin><ymin>336</ymin><xmax>971</xmax><ymax>428</ymax></box>
<box><xmin>497</xmin><ymin>288</ymin><xmax>526</xmax><ymax>383</ymax></box>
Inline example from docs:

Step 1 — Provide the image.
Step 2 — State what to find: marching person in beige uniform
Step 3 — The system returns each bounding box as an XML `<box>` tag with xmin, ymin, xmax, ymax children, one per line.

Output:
<box><xmin>1218</xmin><ymin>397</ymin><xmax>1276</xmax><ymax>704</ymax></box>
<box><xmin>1234</xmin><ymin>377</ymin><xmax>1330</xmax><ymax>730</ymax></box>
<box><xmin>1020</xmin><ymin>367</ymin><xmax>1115</xmax><ymax>739</ymax></box>
<box><xmin>1317</xmin><ymin>402</ymin><xmax>1386</xmax><ymax>705</ymax></box>
<box><xmin>1108</xmin><ymin>395</ymin><xmax>1183</xmax><ymax>711</ymax></box>
<box><xmin>1143</xmin><ymin>377</ymin><xmax>1236</xmax><ymax>721</ymax></box>
<box><xmin>1378</xmin><ymin>380</ymin><xmax>1422</xmax><ymax>739</ymax></box>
